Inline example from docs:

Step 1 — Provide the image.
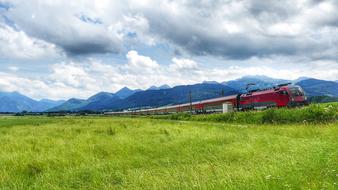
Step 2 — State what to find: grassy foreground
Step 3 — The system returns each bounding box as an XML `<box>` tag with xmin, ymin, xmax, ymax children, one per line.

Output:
<box><xmin>0</xmin><ymin>116</ymin><xmax>337</xmax><ymax>189</ymax></box>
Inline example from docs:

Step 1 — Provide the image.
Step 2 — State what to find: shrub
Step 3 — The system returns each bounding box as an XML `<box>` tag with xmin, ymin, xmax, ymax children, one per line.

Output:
<box><xmin>169</xmin><ymin>112</ymin><xmax>192</xmax><ymax>120</ymax></box>
<box><xmin>302</xmin><ymin>104</ymin><xmax>336</xmax><ymax>123</ymax></box>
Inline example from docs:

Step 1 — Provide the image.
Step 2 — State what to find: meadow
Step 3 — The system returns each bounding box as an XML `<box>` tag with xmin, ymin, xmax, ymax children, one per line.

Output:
<box><xmin>0</xmin><ymin>114</ymin><xmax>337</xmax><ymax>189</ymax></box>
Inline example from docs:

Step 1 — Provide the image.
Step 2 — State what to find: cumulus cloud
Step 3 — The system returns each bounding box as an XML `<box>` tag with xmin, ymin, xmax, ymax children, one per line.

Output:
<box><xmin>2</xmin><ymin>0</ymin><xmax>125</xmax><ymax>55</ymax></box>
<box><xmin>49</xmin><ymin>62</ymin><xmax>97</xmax><ymax>89</ymax></box>
<box><xmin>0</xmin><ymin>72</ymin><xmax>52</xmax><ymax>98</ymax></box>
<box><xmin>0</xmin><ymin>0</ymin><xmax>336</xmax><ymax>59</ymax></box>
<box><xmin>125</xmin><ymin>50</ymin><xmax>159</xmax><ymax>73</ymax></box>
<box><xmin>170</xmin><ymin>58</ymin><xmax>198</xmax><ymax>71</ymax></box>
<box><xmin>0</xmin><ymin>24</ymin><xmax>61</xmax><ymax>59</ymax></box>
<box><xmin>131</xmin><ymin>0</ymin><xmax>338</xmax><ymax>59</ymax></box>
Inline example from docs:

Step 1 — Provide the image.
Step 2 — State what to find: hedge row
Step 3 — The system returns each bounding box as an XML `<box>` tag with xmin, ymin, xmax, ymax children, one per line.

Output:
<box><xmin>150</xmin><ymin>103</ymin><xmax>338</xmax><ymax>124</ymax></box>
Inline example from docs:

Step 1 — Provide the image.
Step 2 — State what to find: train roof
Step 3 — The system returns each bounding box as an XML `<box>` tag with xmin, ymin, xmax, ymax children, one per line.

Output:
<box><xmin>140</xmin><ymin>94</ymin><xmax>236</xmax><ymax>111</ymax></box>
<box><xmin>108</xmin><ymin>94</ymin><xmax>238</xmax><ymax>114</ymax></box>
<box><xmin>245</xmin><ymin>83</ymin><xmax>294</xmax><ymax>96</ymax></box>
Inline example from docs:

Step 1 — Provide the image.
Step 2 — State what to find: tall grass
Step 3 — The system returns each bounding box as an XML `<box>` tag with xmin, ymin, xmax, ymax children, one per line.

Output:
<box><xmin>151</xmin><ymin>103</ymin><xmax>338</xmax><ymax>124</ymax></box>
<box><xmin>0</xmin><ymin>116</ymin><xmax>336</xmax><ymax>189</ymax></box>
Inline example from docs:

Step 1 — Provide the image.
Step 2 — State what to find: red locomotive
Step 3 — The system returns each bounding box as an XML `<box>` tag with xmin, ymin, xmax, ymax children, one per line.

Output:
<box><xmin>107</xmin><ymin>83</ymin><xmax>307</xmax><ymax>115</ymax></box>
<box><xmin>236</xmin><ymin>83</ymin><xmax>307</xmax><ymax>110</ymax></box>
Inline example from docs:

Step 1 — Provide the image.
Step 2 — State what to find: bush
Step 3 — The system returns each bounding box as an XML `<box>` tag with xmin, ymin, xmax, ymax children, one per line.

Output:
<box><xmin>302</xmin><ymin>104</ymin><xmax>337</xmax><ymax>123</ymax></box>
<box><xmin>170</xmin><ymin>112</ymin><xmax>192</xmax><ymax>120</ymax></box>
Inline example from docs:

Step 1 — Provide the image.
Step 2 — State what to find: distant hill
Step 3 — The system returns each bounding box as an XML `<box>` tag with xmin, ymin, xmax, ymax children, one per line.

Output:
<box><xmin>296</xmin><ymin>79</ymin><xmax>338</xmax><ymax>97</ymax></box>
<box><xmin>113</xmin><ymin>83</ymin><xmax>238</xmax><ymax>110</ymax></box>
<box><xmin>48</xmin><ymin>92</ymin><xmax>122</xmax><ymax>112</ymax></box>
<box><xmin>147</xmin><ymin>85</ymin><xmax>171</xmax><ymax>90</ymax></box>
<box><xmin>36</xmin><ymin>99</ymin><xmax>66</xmax><ymax>111</ymax></box>
<box><xmin>202</xmin><ymin>81</ymin><xmax>219</xmax><ymax>85</ymax></box>
<box><xmin>81</xmin><ymin>92</ymin><xmax>121</xmax><ymax>111</ymax></box>
<box><xmin>48</xmin><ymin>87</ymin><xmax>142</xmax><ymax>112</ymax></box>
<box><xmin>115</xmin><ymin>87</ymin><xmax>141</xmax><ymax>99</ymax></box>
<box><xmin>0</xmin><ymin>91</ymin><xmax>64</xmax><ymax>112</ymax></box>
<box><xmin>39</xmin><ymin>99</ymin><xmax>65</xmax><ymax>106</ymax></box>
<box><xmin>47</xmin><ymin>98</ymin><xmax>86</xmax><ymax>112</ymax></box>
<box><xmin>308</xmin><ymin>96</ymin><xmax>338</xmax><ymax>103</ymax></box>
<box><xmin>293</xmin><ymin>77</ymin><xmax>311</xmax><ymax>83</ymax></box>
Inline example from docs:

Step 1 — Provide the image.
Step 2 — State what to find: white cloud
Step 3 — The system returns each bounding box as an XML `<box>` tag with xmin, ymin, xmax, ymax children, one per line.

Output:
<box><xmin>2</xmin><ymin>0</ymin><xmax>337</xmax><ymax>59</ymax></box>
<box><xmin>170</xmin><ymin>58</ymin><xmax>198</xmax><ymax>71</ymax></box>
<box><xmin>4</xmin><ymin>0</ymin><xmax>125</xmax><ymax>55</ymax></box>
<box><xmin>0</xmin><ymin>72</ymin><xmax>50</xmax><ymax>98</ymax></box>
<box><xmin>49</xmin><ymin>62</ymin><xmax>98</xmax><ymax>91</ymax></box>
<box><xmin>125</xmin><ymin>50</ymin><xmax>160</xmax><ymax>74</ymax></box>
<box><xmin>267</xmin><ymin>23</ymin><xmax>301</xmax><ymax>37</ymax></box>
<box><xmin>124</xmin><ymin>0</ymin><xmax>338</xmax><ymax>59</ymax></box>
<box><xmin>0</xmin><ymin>24</ymin><xmax>61</xmax><ymax>59</ymax></box>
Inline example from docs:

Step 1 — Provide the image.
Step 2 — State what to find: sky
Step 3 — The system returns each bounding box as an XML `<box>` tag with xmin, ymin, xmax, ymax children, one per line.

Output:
<box><xmin>0</xmin><ymin>0</ymin><xmax>337</xmax><ymax>100</ymax></box>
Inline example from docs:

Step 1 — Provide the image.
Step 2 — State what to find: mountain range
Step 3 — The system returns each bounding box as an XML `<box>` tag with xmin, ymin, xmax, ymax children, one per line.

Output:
<box><xmin>0</xmin><ymin>92</ymin><xmax>64</xmax><ymax>113</ymax></box>
<box><xmin>48</xmin><ymin>76</ymin><xmax>338</xmax><ymax>112</ymax></box>
<box><xmin>0</xmin><ymin>75</ymin><xmax>337</xmax><ymax>113</ymax></box>
<box><xmin>48</xmin><ymin>83</ymin><xmax>238</xmax><ymax>112</ymax></box>
<box><xmin>296</xmin><ymin>79</ymin><xmax>338</xmax><ymax>97</ymax></box>
<box><xmin>147</xmin><ymin>85</ymin><xmax>171</xmax><ymax>90</ymax></box>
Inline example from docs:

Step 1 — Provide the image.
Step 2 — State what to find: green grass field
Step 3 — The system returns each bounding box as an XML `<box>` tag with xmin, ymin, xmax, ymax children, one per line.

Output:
<box><xmin>0</xmin><ymin>116</ymin><xmax>337</xmax><ymax>189</ymax></box>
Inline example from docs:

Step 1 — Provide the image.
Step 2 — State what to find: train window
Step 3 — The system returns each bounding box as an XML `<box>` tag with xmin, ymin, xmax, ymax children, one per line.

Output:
<box><xmin>290</xmin><ymin>87</ymin><xmax>304</xmax><ymax>96</ymax></box>
<box><xmin>279</xmin><ymin>90</ymin><xmax>288</xmax><ymax>95</ymax></box>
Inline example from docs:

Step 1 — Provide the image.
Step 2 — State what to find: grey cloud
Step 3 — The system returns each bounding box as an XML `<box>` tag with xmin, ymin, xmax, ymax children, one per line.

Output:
<box><xmin>3</xmin><ymin>1</ymin><xmax>123</xmax><ymax>56</ymax></box>
<box><xmin>1</xmin><ymin>0</ymin><xmax>337</xmax><ymax>59</ymax></box>
<box><xmin>131</xmin><ymin>0</ymin><xmax>338</xmax><ymax>59</ymax></box>
<box><xmin>63</xmin><ymin>42</ymin><xmax>116</xmax><ymax>55</ymax></box>
<box><xmin>248</xmin><ymin>1</ymin><xmax>295</xmax><ymax>18</ymax></box>
<box><xmin>143</xmin><ymin>10</ymin><xmax>317</xmax><ymax>59</ymax></box>
<box><xmin>22</xmin><ymin>24</ymin><xmax>122</xmax><ymax>56</ymax></box>
<box><xmin>54</xmin><ymin>33</ymin><xmax>122</xmax><ymax>56</ymax></box>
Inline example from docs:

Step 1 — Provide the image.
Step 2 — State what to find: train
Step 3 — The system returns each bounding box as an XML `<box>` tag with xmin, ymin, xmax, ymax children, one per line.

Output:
<box><xmin>106</xmin><ymin>83</ymin><xmax>307</xmax><ymax>115</ymax></box>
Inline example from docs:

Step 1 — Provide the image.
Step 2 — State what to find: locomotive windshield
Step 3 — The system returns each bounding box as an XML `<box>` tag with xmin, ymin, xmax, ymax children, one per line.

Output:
<box><xmin>289</xmin><ymin>86</ymin><xmax>304</xmax><ymax>97</ymax></box>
